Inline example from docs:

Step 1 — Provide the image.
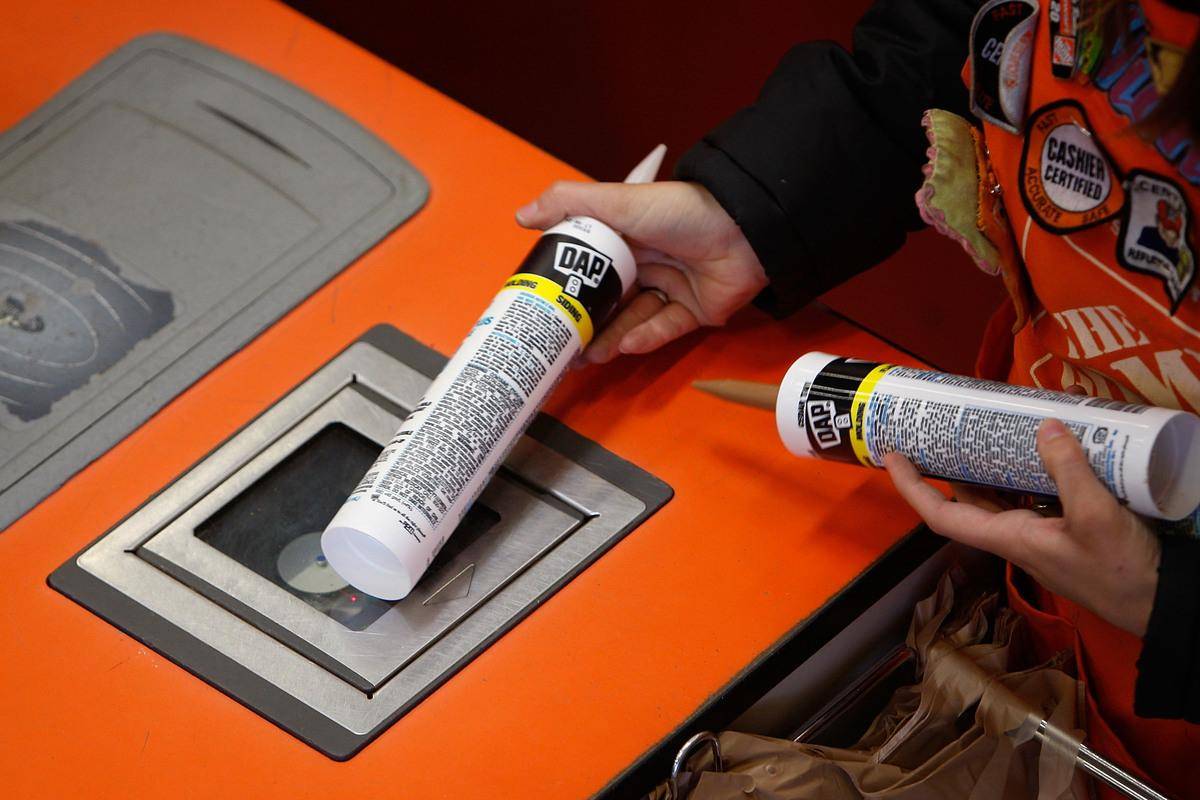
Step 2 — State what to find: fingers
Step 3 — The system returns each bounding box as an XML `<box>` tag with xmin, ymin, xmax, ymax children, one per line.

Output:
<box><xmin>630</xmin><ymin>245</ymin><xmax>688</xmax><ymax>272</ymax></box>
<box><xmin>515</xmin><ymin>181</ymin><xmax>645</xmax><ymax>232</ymax></box>
<box><xmin>637</xmin><ymin>262</ymin><xmax>707</xmax><ymax>321</ymax></box>
<box><xmin>952</xmin><ymin>482</ymin><xmax>1013</xmax><ymax>513</ymax></box>
<box><xmin>606</xmin><ymin>261</ymin><xmax>705</xmax><ymax>355</ymax></box>
<box><xmin>619</xmin><ymin>301</ymin><xmax>700</xmax><ymax>355</ymax></box>
<box><xmin>584</xmin><ymin>291</ymin><xmax>664</xmax><ymax>364</ymax></box>
<box><xmin>1037</xmin><ymin>418</ymin><xmax>1117</xmax><ymax>521</ymax></box>
<box><xmin>884</xmin><ymin>453</ymin><xmax>992</xmax><ymax>531</ymax></box>
<box><xmin>883</xmin><ymin>453</ymin><xmax>1037</xmax><ymax>562</ymax></box>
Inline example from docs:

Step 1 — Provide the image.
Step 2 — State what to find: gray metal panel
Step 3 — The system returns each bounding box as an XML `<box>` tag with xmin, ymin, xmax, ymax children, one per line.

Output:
<box><xmin>135</xmin><ymin>363</ymin><xmax>591</xmax><ymax>690</ymax></box>
<box><xmin>49</xmin><ymin>325</ymin><xmax>673</xmax><ymax>759</ymax></box>
<box><xmin>0</xmin><ymin>34</ymin><xmax>428</xmax><ymax>530</ymax></box>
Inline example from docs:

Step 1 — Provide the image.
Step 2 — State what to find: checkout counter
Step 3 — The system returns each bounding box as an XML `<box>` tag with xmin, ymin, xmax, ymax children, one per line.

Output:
<box><xmin>0</xmin><ymin>2</ymin><xmax>953</xmax><ymax>796</ymax></box>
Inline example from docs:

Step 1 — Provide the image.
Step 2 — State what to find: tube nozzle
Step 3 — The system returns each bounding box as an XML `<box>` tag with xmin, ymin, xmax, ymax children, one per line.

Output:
<box><xmin>623</xmin><ymin>144</ymin><xmax>667</xmax><ymax>184</ymax></box>
<box><xmin>692</xmin><ymin>379</ymin><xmax>779</xmax><ymax>411</ymax></box>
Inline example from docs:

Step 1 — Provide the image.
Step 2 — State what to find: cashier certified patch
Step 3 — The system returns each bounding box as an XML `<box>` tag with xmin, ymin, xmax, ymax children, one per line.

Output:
<box><xmin>1020</xmin><ymin>101</ymin><xmax>1125</xmax><ymax>232</ymax></box>
<box><xmin>1118</xmin><ymin>170</ymin><xmax>1195</xmax><ymax>311</ymax></box>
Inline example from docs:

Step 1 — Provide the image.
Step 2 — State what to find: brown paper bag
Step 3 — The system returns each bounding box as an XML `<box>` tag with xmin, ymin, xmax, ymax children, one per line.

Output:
<box><xmin>649</xmin><ymin>572</ymin><xmax>1091</xmax><ymax>800</ymax></box>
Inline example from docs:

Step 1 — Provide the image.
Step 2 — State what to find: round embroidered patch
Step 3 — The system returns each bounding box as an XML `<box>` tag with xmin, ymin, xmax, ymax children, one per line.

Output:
<box><xmin>1020</xmin><ymin>100</ymin><xmax>1125</xmax><ymax>232</ymax></box>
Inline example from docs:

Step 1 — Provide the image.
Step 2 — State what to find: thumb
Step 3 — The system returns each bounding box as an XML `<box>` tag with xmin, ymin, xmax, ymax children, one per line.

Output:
<box><xmin>1037</xmin><ymin>418</ymin><xmax>1117</xmax><ymax>520</ymax></box>
<box><xmin>516</xmin><ymin>180</ymin><xmax>643</xmax><ymax>232</ymax></box>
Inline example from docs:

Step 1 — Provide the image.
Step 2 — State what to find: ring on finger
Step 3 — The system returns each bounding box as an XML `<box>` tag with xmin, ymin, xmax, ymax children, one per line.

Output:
<box><xmin>641</xmin><ymin>287</ymin><xmax>669</xmax><ymax>305</ymax></box>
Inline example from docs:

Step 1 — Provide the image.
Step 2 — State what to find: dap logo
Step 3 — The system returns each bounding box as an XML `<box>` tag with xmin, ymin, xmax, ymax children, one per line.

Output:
<box><xmin>805</xmin><ymin>399</ymin><xmax>842</xmax><ymax>449</ymax></box>
<box><xmin>553</xmin><ymin>242</ymin><xmax>611</xmax><ymax>290</ymax></box>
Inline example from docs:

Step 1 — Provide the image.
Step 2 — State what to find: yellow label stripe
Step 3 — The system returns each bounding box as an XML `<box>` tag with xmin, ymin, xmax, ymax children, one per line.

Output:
<box><xmin>849</xmin><ymin>364</ymin><xmax>895</xmax><ymax>466</ymax></box>
<box><xmin>501</xmin><ymin>272</ymin><xmax>594</xmax><ymax>345</ymax></box>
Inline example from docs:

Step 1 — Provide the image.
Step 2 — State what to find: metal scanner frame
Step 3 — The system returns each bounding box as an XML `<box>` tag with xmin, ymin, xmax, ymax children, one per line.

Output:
<box><xmin>50</xmin><ymin>324</ymin><xmax>672</xmax><ymax>759</ymax></box>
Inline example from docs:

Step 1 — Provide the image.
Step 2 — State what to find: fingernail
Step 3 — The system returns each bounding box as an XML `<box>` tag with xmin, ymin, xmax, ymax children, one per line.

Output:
<box><xmin>618</xmin><ymin>331</ymin><xmax>647</xmax><ymax>354</ymax></box>
<box><xmin>1040</xmin><ymin>418</ymin><xmax>1068</xmax><ymax>440</ymax></box>
<box><xmin>585</xmin><ymin>345</ymin><xmax>612</xmax><ymax>364</ymax></box>
<box><xmin>515</xmin><ymin>200</ymin><xmax>538</xmax><ymax>225</ymax></box>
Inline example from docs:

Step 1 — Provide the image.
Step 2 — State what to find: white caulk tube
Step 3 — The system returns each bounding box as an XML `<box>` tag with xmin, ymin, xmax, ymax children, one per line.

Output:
<box><xmin>776</xmin><ymin>353</ymin><xmax>1200</xmax><ymax>521</ymax></box>
<box><xmin>321</xmin><ymin>146</ymin><xmax>666</xmax><ymax>600</ymax></box>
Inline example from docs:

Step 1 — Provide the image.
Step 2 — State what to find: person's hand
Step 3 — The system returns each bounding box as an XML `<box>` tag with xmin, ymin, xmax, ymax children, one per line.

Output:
<box><xmin>883</xmin><ymin>418</ymin><xmax>1162</xmax><ymax>637</ymax></box>
<box><xmin>516</xmin><ymin>180</ymin><xmax>768</xmax><ymax>363</ymax></box>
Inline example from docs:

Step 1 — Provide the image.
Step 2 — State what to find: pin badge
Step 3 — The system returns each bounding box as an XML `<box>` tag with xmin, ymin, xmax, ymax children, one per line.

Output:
<box><xmin>1075</xmin><ymin>24</ymin><xmax>1104</xmax><ymax>79</ymax></box>
<box><xmin>1117</xmin><ymin>170</ymin><xmax>1195</xmax><ymax>312</ymax></box>
<box><xmin>1019</xmin><ymin>100</ymin><xmax>1126</xmax><ymax>232</ymax></box>
<box><xmin>970</xmin><ymin>0</ymin><xmax>1040</xmax><ymax>133</ymax></box>
<box><xmin>1048</xmin><ymin>0</ymin><xmax>1079</xmax><ymax>78</ymax></box>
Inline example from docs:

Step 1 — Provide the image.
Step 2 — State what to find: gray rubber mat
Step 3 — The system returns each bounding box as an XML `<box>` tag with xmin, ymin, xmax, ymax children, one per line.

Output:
<box><xmin>0</xmin><ymin>34</ymin><xmax>428</xmax><ymax>530</ymax></box>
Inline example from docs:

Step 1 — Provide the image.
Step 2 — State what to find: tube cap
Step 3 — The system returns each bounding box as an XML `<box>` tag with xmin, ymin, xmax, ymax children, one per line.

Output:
<box><xmin>1145</xmin><ymin>412</ymin><xmax>1200</xmax><ymax>520</ymax></box>
<box><xmin>321</xmin><ymin>520</ymin><xmax>418</xmax><ymax>601</ymax></box>
<box><xmin>775</xmin><ymin>352</ymin><xmax>839</xmax><ymax>457</ymax></box>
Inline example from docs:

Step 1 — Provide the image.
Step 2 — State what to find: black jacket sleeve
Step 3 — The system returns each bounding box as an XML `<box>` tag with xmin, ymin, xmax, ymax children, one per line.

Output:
<box><xmin>675</xmin><ymin>0</ymin><xmax>981</xmax><ymax>316</ymax></box>
<box><xmin>1135</xmin><ymin>532</ymin><xmax>1200</xmax><ymax>723</ymax></box>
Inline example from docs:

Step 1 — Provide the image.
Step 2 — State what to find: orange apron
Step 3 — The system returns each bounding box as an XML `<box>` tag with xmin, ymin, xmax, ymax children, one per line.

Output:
<box><xmin>959</xmin><ymin>1</ymin><xmax>1200</xmax><ymax>797</ymax></box>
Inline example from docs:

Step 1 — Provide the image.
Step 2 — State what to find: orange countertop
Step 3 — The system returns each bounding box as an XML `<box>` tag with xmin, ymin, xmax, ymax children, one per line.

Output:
<box><xmin>0</xmin><ymin>2</ymin><xmax>926</xmax><ymax>797</ymax></box>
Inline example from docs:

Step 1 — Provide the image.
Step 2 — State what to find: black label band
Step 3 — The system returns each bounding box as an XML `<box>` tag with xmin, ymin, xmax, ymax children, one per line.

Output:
<box><xmin>801</xmin><ymin>358</ymin><xmax>891</xmax><ymax>465</ymax></box>
<box><xmin>513</xmin><ymin>233</ymin><xmax>624</xmax><ymax>331</ymax></box>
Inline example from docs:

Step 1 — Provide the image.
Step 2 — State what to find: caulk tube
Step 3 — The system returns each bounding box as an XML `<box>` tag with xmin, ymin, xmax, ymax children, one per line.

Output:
<box><xmin>776</xmin><ymin>353</ymin><xmax>1200</xmax><ymax>521</ymax></box>
<box><xmin>321</xmin><ymin>147</ymin><xmax>664</xmax><ymax>600</ymax></box>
